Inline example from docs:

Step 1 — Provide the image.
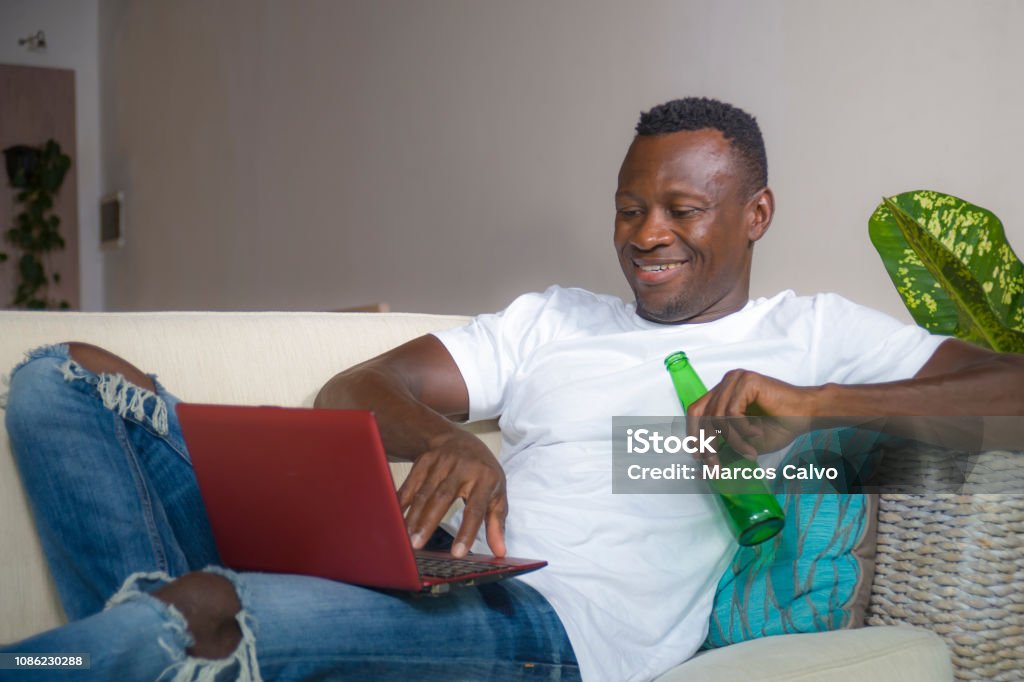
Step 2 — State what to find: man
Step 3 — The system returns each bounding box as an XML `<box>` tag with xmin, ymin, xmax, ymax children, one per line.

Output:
<box><xmin>3</xmin><ymin>97</ymin><xmax>1022</xmax><ymax>681</ymax></box>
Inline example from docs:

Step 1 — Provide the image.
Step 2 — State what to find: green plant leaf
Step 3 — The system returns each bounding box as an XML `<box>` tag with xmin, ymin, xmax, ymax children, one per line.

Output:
<box><xmin>869</xmin><ymin>190</ymin><xmax>1024</xmax><ymax>353</ymax></box>
<box><xmin>8</xmin><ymin>224</ymin><xmax>30</xmax><ymax>249</ymax></box>
<box><xmin>4</xmin><ymin>138</ymin><xmax>70</xmax><ymax>309</ymax></box>
<box><xmin>18</xmin><ymin>253</ymin><xmax>44</xmax><ymax>285</ymax></box>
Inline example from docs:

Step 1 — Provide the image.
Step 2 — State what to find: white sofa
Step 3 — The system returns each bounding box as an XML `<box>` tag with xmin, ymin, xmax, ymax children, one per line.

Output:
<box><xmin>0</xmin><ymin>311</ymin><xmax>955</xmax><ymax>681</ymax></box>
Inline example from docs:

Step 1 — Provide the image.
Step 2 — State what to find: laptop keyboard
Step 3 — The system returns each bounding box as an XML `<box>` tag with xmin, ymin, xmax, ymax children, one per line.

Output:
<box><xmin>416</xmin><ymin>556</ymin><xmax>503</xmax><ymax>579</ymax></box>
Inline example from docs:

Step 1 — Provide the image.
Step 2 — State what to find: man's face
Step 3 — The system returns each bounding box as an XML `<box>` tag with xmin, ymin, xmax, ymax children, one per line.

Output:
<box><xmin>614</xmin><ymin>129</ymin><xmax>771</xmax><ymax>324</ymax></box>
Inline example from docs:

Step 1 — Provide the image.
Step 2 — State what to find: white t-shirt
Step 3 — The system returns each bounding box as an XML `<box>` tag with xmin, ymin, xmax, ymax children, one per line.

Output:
<box><xmin>432</xmin><ymin>286</ymin><xmax>946</xmax><ymax>682</ymax></box>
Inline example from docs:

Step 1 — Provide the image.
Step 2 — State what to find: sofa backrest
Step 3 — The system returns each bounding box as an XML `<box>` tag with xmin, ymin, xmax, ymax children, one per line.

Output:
<box><xmin>0</xmin><ymin>310</ymin><xmax>492</xmax><ymax>643</ymax></box>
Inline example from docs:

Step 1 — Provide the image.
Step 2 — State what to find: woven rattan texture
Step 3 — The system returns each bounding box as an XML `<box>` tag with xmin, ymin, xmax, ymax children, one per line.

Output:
<box><xmin>868</xmin><ymin>491</ymin><xmax>1023</xmax><ymax>681</ymax></box>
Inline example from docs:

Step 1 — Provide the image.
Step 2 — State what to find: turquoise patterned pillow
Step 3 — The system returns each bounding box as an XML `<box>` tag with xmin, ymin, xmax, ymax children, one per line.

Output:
<box><xmin>703</xmin><ymin>430</ymin><xmax>880</xmax><ymax>648</ymax></box>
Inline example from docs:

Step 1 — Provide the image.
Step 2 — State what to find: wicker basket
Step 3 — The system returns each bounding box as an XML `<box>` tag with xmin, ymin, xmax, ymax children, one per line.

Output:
<box><xmin>868</xmin><ymin>487</ymin><xmax>1024</xmax><ymax>681</ymax></box>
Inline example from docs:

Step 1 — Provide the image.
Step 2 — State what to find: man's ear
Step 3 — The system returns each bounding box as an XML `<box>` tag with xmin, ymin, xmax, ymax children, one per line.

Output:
<box><xmin>747</xmin><ymin>187</ymin><xmax>775</xmax><ymax>243</ymax></box>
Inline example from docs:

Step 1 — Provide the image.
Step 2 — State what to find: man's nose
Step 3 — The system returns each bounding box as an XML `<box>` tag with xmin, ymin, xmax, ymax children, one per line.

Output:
<box><xmin>631</xmin><ymin>211</ymin><xmax>675</xmax><ymax>250</ymax></box>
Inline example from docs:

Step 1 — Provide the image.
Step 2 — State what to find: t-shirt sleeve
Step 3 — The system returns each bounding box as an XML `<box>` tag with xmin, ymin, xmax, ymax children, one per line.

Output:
<box><xmin>431</xmin><ymin>288</ymin><xmax>566</xmax><ymax>422</ymax></box>
<box><xmin>812</xmin><ymin>293</ymin><xmax>948</xmax><ymax>385</ymax></box>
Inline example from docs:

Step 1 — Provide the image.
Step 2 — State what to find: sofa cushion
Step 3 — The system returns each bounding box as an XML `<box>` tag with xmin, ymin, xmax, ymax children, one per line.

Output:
<box><xmin>704</xmin><ymin>428</ymin><xmax>882</xmax><ymax>648</ymax></box>
<box><xmin>662</xmin><ymin>626</ymin><xmax>953</xmax><ymax>682</ymax></box>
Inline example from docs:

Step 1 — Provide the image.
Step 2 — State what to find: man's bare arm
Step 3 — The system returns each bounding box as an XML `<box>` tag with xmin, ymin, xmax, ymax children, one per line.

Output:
<box><xmin>314</xmin><ymin>335</ymin><xmax>507</xmax><ymax>558</ymax></box>
<box><xmin>681</xmin><ymin>338</ymin><xmax>1024</xmax><ymax>457</ymax></box>
<box><xmin>815</xmin><ymin>338</ymin><xmax>1024</xmax><ymax>416</ymax></box>
<box><xmin>688</xmin><ymin>338</ymin><xmax>1024</xmax><ymax>419</ymax></box>
<box><xmin>315</xmin><ymin>335</ymin><xmax>471</xmax><ymax>453</ymax></box>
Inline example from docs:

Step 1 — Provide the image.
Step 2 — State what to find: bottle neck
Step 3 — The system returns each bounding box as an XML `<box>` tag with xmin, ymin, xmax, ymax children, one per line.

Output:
<box><xmin>664</xmin><ymin>352</ymin><xmax>709</xmax><ymax>410</ymax></box>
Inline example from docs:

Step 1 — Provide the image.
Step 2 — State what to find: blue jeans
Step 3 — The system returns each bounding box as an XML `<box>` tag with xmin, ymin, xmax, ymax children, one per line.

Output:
<box><xmin>1</xmin><ymin>345</ymin><xmax>579</xmax><ymax>681</ymax></box>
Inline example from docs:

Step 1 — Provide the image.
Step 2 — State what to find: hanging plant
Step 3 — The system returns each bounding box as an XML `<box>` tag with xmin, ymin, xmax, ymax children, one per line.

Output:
<box><xmin>1</xmin><ymin>139</ymin><xmax>72</xmax><ymax>309</ymax></box>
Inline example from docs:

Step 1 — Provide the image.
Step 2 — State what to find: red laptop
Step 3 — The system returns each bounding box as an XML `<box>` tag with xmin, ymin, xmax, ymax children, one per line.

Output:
<box><xmin>176</xmin><ymin>404</ymin><xmax>546</xmax><ymax>594</ymax></box>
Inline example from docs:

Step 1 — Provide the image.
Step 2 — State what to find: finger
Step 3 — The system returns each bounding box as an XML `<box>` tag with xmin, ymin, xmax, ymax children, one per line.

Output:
<box><xmin>700</xmin><ymin>446</ymin><xmax>721</xmax><ymax>468</ymax></box>
<box><xmin>400</xmin><ymin>454</ymin><xmax>444</xmax><ymax>526</ymax></box>
<box><xmin>403</xmin><ymin>460</ymin><xmax>458</xmax><ymax>548</ymax></box>
<box><xmin>725</xmin><ymin>417</ymin><xmax>763</xmax><ymax>460</ymax></box>
<box><xmin>713</xmin><ymin>376</ymin><xmax>764</xmax><ymax>459</ymax></box>
<box><xmin>396</xmin><ymin>455</ymin><xmax>434</xmax><ymax>511</ymax></box>
<box><xmin>698</xmin><ymin>417</ymin><xmax>724</xmax><ymax>466</ymax></box>
<box><xmin>685</xmin><ymin>395</ymin><xmax>710</xmax><ymax>461</ymax></box>
<box><xmin>719</xmin><ymin>428</ymin><xmax>759</xmax><ymax>460</ymax></box>
<box><xmin>720</xmin><ymin>372</ymin><xmax>756</xmax><ymax>417</ymax></box>
<box><xmin>484</xmin><ymin>495</ymin><xmax>508</xmax><ymax>558</ymax></box>
<box><xmin>693</xmin><ymin>416</ymin><xmax>741</xmax><ymax>466</ymax></box>
<box><xmin>729</xmin><ymin>439</ymin><xmax>760</xmax><ymax>460</ymax></box>
<box><xmin>409</xmin><ymin>479</ymin><xmax>461</xmax><ymax>549</ymax></box>
<box><xmin>702</xmin><ymin>370</ymin><xmax>741</xmax><ymax>416</ymax></box>
<box><xmin>451</xmin><ymin>484</ymin><xmax>492</xmax><ymax>558</ymax></box>
<box><xmin>685</xmin><ymin>393</ymin><xmax>708</xmax><ymax>419</ymax></box>
<box><xmin>734</xmin><ymin>415</ymin><xmax>764</xmax><ymax>440</ymax></box>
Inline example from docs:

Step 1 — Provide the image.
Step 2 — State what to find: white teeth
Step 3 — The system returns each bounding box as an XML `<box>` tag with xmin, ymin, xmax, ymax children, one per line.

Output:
<box><xmin>639</xmin><ymin>263</ymin><xmax>682</xmax><ymax>272</ymax></box>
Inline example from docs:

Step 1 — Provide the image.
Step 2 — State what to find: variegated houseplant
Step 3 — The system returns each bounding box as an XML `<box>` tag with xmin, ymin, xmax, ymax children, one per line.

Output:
<box><xmin>866</xmin><ymin>191</ymin><xmax>1024</xmax><ymax>681</ymax></box>
<box><xmin>868</xmin><ymin>190</ymin><xmax>1024</xmax><ymax>353</ymax></box>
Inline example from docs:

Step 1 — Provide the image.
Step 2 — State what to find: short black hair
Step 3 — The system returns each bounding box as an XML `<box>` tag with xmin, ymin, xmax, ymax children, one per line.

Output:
<box><xmin>635</xmin><ymin>97</ymin><xmax>767</xmax><ymax>196</ymax></box>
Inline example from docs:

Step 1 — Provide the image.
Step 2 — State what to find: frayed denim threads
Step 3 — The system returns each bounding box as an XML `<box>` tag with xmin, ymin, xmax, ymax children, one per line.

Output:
<box><xmin>106</xmin><ymin>568</ymin><xmax>262</xmax><ymax>682</ymax></box>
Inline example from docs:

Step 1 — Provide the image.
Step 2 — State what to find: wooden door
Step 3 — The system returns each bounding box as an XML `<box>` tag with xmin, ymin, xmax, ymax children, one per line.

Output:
<box><xmin>0</xmin><ymin>64</ymin><xmax>79</xmax><ymax>309</ymax></box>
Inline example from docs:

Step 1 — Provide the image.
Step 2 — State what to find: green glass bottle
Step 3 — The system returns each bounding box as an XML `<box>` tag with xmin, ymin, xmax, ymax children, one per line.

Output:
<box><xmin>664</xmin><ymin>351</ymin><xmax>785</xmax><ymax>546</ymax></box>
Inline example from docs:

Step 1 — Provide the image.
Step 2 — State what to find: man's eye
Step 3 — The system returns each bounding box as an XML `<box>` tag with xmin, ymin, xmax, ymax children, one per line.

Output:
<box><xmin>617</xmin><ymin>208</ymin><xmax>643</xmax><ymax>218</ymax></box>
<box><xmin>671</xmin><ymin>208</ymin><xmax>701</xmax><ymax>219</ymax></box>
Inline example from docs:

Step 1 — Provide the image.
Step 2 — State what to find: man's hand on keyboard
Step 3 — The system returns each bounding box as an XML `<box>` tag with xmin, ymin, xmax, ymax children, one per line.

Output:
<box><xmin>398</xmin><ymin>429</ymin><xmax>508</xmax><ymax>559</ymax></box>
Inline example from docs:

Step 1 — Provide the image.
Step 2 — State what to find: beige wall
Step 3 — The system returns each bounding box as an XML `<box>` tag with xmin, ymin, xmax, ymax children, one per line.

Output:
<box><xmin>0</xmin><ymin>0</ymin><xmax>102</xmax><ymax>310</ymax></box>
<box><xmin>96</xmin><ymin>0</ymin><xmax>1024</xmax><ymax>318</ymax></box>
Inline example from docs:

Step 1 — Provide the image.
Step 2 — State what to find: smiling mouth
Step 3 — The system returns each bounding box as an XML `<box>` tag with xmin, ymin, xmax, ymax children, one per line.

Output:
<box><xmin>636</xmin><ymin>262</ymin><xmax>684</xmax><ymax>273</ymax></box>
<box><xmin>631</xmin><ymin>259</ymin><xmax>689</xmax><ymax>284</ymax></box>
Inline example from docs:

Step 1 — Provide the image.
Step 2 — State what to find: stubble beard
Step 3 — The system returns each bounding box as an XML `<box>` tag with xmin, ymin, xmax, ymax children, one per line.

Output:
<box><xmin>635</xmin><ymin>290</ymin><xmax>701</xmax><ymax>325</ymax></box>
